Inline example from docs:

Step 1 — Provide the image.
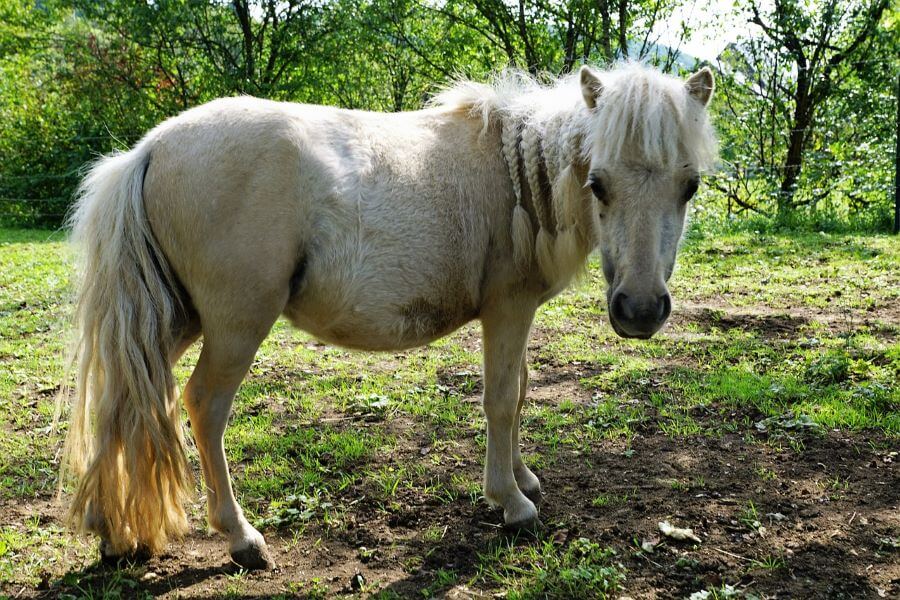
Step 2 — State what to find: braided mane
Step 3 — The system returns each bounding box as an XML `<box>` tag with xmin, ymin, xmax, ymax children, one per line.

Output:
<box><xmin>431</xmin><ymin>63</ymin><xmax>717</xmax><ymax>286</ymax></box>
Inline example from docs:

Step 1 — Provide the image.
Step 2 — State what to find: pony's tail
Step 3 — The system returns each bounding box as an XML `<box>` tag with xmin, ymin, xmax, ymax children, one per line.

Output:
<box><xmin>59</xmin><ymin>142</ymin><xmax>193</xmax><ymax>556</ymax></box>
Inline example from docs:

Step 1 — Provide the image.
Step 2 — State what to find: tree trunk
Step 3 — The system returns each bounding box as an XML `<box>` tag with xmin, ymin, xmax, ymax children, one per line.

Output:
<box><xmin>598</xmin><ymin>0</ymin><xmax>612</xmax><ymax>62</ymax></box>
<box><xmin>517</xmin><ymin>0</ymin><xmax>538</xmax><ymax>74</ymax></box>
<box><xmin>617</xmin><ymin>0</ymin><xmax>628</xmax><ymax>58</ymax></box>
<box><xmin>563</xmin><ymin>11</ymin><xmax>577</xmax><ymax>72</ymax></box>
<box><xmin>779</xmin><ymin>73</ymin><xmax>811</xmax><ymax>214</ymax></box>
<box><xmin>232</xmin><ymin>0</ymin><xmax>255</xmax><ymax>90</ymax></box>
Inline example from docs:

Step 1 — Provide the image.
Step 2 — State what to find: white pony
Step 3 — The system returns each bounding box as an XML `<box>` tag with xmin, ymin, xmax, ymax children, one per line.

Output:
<box><xmin>60</xmin><ymin>63</ymin><xmax>716</xmax><ymax>569</ymax></box>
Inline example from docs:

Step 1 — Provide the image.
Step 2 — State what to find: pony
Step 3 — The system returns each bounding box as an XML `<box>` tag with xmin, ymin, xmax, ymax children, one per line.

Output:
<box><xmin>59</xmin><ymin>63</ymin><xmax>716</xmax><ymax>570</ymax></box>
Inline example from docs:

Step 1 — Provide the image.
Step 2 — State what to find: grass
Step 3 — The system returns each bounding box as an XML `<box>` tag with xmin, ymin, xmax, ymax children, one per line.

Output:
<box><xmin>738</xmin><ymin>500</ymin><xmax>761</xmax><ymax>531</ymax></box>
<box><xmin>1</xmin><ymin>225</ymin><xmax>898</xmax><ymax>596</ymax></box>
<box><xmin>478</xmin><ymin>537</ymin><xmax>625</xmax><ymax>599</ymax></box>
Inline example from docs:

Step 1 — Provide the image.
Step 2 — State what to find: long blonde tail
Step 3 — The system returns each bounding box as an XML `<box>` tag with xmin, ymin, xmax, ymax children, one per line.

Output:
<box><xmin>60</xmin><ymin>142</ymin><xmax>193</xmax><ymax>555</ymax></box>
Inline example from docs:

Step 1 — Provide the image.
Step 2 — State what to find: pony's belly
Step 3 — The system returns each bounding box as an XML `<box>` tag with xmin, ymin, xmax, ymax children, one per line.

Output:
<box><xmin>283</xmin><ymin>261</ymin><xmax>481</xmax><ymax>351</ymax></box>
<box><xmin>286</xmin><ymin>297</ymin><xmax>477</xmax><ymax>351</ymax></box>
<box><xmin>282</xmin><ymin>196</ymin><xmax>487</xmax><ymax>351</ymax></box>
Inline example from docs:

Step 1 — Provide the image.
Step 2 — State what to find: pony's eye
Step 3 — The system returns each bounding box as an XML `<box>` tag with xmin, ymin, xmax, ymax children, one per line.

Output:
<box><xmin>589</xmin><ymin>178</ymin><xmax>607</xmax><ymax>203</ymax></box>
<box><xmin>682</xmin><ymin>177</ymin><xmax>700</xmax><ymax>203</ymax></box>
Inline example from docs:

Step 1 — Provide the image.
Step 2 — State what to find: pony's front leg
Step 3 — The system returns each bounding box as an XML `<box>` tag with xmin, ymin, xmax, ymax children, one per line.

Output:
<box><xmin>513</xmin><ymin>358</ymin><xmax>541</xmax><ymax>503</ymax></box>
<box><xmin>481</xmin><ymin>302</ymin><xmax>540</xmax><ymax>530</ymax></box>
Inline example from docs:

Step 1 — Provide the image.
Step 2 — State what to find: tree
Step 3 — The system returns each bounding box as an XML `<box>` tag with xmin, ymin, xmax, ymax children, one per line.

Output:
<box><xmin>747</xmin><ymin>0</ymin><xmax>890</xmax><ymax>213</ymax></box>
<box><xmin>2</xmin><ymin>0</ymin><xmax>896</xmax><ymax>229</ymax></box>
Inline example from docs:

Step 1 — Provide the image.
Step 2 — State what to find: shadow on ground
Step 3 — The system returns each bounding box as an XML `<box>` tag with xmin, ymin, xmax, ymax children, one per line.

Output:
<box><xmin>25</xmin><ymin>417</ymin><xmax>898</xmax><ymax>599</ymax></box>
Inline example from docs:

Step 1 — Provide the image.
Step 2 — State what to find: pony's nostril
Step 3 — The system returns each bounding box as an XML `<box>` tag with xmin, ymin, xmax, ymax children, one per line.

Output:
<box><xmin>611</xmin><ymin>292</ymin><xmax>631</xmax><ymax>322</ymax></box>
<box><xmin>658</xmin><ymin>294</ymin><xmax>672</xmax><ymax>321</ymax></box>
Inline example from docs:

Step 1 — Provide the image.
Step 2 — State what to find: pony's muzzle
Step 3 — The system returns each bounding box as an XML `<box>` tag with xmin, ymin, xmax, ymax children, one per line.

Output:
<box><xmin>609</xmin><ymin>290</ymin><xmax>671</xmax><ymax>339</ymax></box>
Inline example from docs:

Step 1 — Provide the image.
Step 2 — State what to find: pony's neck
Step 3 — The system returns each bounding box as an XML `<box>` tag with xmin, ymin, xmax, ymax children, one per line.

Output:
<box><xmin>500</xmin><ymin>103</ymin><xmax>596</xmax><ymax>288</ymax></box>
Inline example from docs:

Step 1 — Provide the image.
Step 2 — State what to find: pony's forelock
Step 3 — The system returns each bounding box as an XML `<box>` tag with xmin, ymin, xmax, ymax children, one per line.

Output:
<box><xmin>585</xmin><ymin>65</ymin><xmax>718</xmax><ymax>171</ymax></box>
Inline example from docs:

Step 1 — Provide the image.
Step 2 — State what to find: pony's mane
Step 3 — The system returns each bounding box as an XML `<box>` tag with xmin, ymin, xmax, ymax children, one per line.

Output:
<box><xmin>431</xmin><ymin>63</ymin><xmax>717</xmax><ymax>171</ymax></box>
<box><xmin>431</xmin><ymin>64</ymin><xmax>717</xmax><ymax>287</ymax></box>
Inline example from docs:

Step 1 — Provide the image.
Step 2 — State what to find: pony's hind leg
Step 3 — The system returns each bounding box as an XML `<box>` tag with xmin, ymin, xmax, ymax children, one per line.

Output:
<box><xmin>481</xmin><ymin>299</ymin><xmax>540</xmax><ymax>531</ymax></box>
<box><xmin>171</xmin><ymin>311</ymin><xmax>202</xmax><ymax>363</ymax></box>
<box><xmin>182</xmin><ymin>309</ymin><xmax>282</xmax><ymax>570</ymax></box>
<box><xmin>513</xmin><ymin>358</ymin><xmax>541</xmax><ymax>503</ymax></box>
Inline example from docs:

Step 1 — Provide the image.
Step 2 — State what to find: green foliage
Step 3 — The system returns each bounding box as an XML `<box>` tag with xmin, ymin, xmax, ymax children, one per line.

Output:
<box><xmin>706</xmin><ymin>0</ymin><xmax>897</xmax><ymax>227</ymax></box>
<box><xmin>0</xmin><ymin>0</ymin><xmax>896</xmax><ymax>229</ymax></box>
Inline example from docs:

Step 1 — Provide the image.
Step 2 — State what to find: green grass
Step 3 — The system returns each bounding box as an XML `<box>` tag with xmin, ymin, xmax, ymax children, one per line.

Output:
<box><xmin>478</xmin><ymin>536</ymin><xmax>625</xmax><ymax>599</ymax></box>
<box><xmin>1</xmin><ymin>226</ymin><xmax>898</xmax><ymax>594</ymax></box>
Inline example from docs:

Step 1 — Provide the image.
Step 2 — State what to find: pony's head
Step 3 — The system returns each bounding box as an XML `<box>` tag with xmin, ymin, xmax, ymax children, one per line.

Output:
<box><xmin>579</xmin><ymin>65</ymin><xmax>716</xmax><ymax>339</ymax></box>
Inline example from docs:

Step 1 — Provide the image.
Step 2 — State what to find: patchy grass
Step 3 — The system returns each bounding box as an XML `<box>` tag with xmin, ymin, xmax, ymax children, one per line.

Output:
<box><xmin>1</xmin><ymin>227</ymin><xmax>898</xmax><ymax>598</ymax></box>
<box><xmin>479</xmin><ymin>536</ymin><xmax>625</xmax><ymax>599</ymax></box>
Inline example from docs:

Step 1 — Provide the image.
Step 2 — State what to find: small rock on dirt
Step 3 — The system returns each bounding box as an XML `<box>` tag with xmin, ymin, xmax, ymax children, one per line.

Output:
<box><xmin>350</xmin><ymin>571</ymin><xmax>365</xmax><ymax>591</ymax></box>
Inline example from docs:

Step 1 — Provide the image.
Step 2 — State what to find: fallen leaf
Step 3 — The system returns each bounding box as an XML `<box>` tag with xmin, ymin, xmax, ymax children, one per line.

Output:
<box><xmin>659</xmin><ymin>520</ymin><xmax>702</xmax><ymax>543</ymax></box>
<box><xmin>551</xmin><ymin>529</ymin><xmax>569</xmax><ymax>545</ymax></box>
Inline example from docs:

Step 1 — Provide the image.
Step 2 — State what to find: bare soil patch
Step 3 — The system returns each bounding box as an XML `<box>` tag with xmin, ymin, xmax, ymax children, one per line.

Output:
<box><xmin>673</xmin><ymin>301</ymin><xmax>899</xmax><ymax>342</ymax></box>
<box><xmin>6</xmin><ymin>387</ymin><xmax>897</xmax><ymax>599</ymax></box>
<box><xmin>676</xmin><ymin>306</ymin><xmax>811</xmax><ymax>339</ymax></box>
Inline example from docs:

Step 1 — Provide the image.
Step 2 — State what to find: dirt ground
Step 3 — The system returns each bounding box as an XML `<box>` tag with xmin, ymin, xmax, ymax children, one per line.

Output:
<box><xmin>4</xmin><ymin>320</ymin><xmax>898</xmax><ymax>599</ymax></box>
<box><xmin>5</xmin><ymin>409</ymin><xmax>898</xmax><ymax>599</ymax></box>
<box><xmin>2</xmin><ymin>228</ymin><xmax>899</xmax><ymax>599</ymax></box>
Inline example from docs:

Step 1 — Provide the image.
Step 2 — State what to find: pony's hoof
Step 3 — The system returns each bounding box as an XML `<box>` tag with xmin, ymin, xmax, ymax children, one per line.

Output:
<box><xmin>99</xmin><ymin>541</ymin><xmax>151</xmax><ymax>566</ymax></box>
<box><xmin>521</xmin><ymin>485</ymin><xmax>543</xmax><ymax>506</ymax></box>
<box><xmin>230</xmin><ymin>543</ymin><xmax>275</xmax><ymax>571</ymax></box>
<box><xmin>504</xmin><ymin>515</ymin><xmax>543</xmax><ymax>536</ymax></box>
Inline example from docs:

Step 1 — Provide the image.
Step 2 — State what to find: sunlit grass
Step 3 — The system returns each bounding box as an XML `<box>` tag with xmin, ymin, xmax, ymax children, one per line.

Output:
<box><xmin>1</xmin><ymin>226</ymin><xmax>898</xmax><ymax>592</ymax></box>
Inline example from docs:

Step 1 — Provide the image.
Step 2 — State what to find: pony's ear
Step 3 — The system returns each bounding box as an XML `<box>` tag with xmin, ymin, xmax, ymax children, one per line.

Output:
<box><xmin>685</xmin><ymin>67</ymin><xmax>714</xmax><ymax>107</ymax></box>
<box><xmin>580</xmin><ymin>66</ymin><xmax>603</xmax><ymax>108</ymax></box>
